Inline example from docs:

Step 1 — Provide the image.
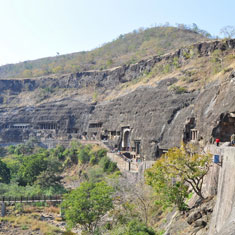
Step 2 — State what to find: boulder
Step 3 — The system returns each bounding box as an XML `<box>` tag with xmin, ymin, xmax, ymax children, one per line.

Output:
<box><xmin>187</xmin><ymin>210</ymin><xmax>202</xmax><ymax>224</ymax></box>
<box><xmin>194</xmin><ymin>219</ymin><xmax>207</xmax><ymax>228</ymax></box>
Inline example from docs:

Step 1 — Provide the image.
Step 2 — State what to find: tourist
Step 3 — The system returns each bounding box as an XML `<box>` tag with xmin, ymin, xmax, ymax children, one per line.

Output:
<box><xmin>215</xmin><ymin>138</ymin><xmax>220</xmax><ymax>147</ymax></box>
<box><xmin>231</xmin><ymin>133</ymin><xmax>235</xmax><ymax>146</ymax></box>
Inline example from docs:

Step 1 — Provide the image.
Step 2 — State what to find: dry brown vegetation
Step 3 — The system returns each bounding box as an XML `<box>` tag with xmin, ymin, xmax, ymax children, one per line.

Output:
<box><xmin>0</xmin><ymin>214</ymin><xmax>62</xmax><ymax>234</ymax></box>
<box><xmin>0</xmin><ymin>26</ymin><xmax>207</xmax><ymax>78</ymax></box>
<box><xmin>104</xmin><ymin>48</ymin><xmax>235</xmax><ymax>101</ymax></box>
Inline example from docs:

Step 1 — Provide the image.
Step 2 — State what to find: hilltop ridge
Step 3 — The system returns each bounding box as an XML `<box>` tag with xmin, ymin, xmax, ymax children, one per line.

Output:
<box><xmin>0</xmin><ymin>26</ymin><xmax>208</xmax><ymax>78</ymax></box>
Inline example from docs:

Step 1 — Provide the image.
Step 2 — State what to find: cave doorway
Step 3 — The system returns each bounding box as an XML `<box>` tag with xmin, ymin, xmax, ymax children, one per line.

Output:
<box><xmin>122</xmin><ymin>130</ymin><xmax>130</xmax><ymax>151</ymax></box>
<box><xmin>183</xmin><ymin>117</ymin><xmax>196</xmax><ymax>142</ymax></box>
<box><xmin>212</xmin><ymin>112</ymin><xmax>235</xmax><ymax>142</ymax></box>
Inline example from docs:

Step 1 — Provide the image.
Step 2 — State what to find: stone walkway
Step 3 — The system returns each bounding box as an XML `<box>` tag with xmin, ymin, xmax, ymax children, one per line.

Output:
<box><xmin>107</xmin><ymin>152</ymin><xmax>139</xmax><ymax>172</ymax></box>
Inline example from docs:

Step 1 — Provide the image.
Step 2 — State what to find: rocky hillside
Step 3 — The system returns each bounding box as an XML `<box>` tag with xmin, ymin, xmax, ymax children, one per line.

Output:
<box><xmin>0</xmin><ymin>39</ymin><xmax>234</xmax><ymax>161</ymax></box>
<box><xmin>0</xmin><ymin>26</ymin><xmax>208</xmax><ymax>78</ymax></box>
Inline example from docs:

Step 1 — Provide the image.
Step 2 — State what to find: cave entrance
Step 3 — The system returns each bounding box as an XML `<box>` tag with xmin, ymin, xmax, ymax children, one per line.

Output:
<box><xmin>134</xmin><ymin>140</ymin><xmax>141</xmax><ymax>155</ymax></box>
<box><xmin>212</xmin><ymin>112</ymin><xmax>235</xmax><ymax>142</ymax></box>
<box><xmin>183</xmin><ymin>117</ymin><xmax>196</xmax><ymax>142</ymax></box>
<box><xmin>122</xmin><ymin>130</ymin><xmax>130</xmax><ymax>151</ymax></box>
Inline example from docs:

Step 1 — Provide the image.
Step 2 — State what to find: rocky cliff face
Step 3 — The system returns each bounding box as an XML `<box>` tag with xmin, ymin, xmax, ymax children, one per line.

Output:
<box><xmin>0</xmin><ymin>39</ymin><xmax>234</xmax><ymax>93</ymax></box>
<box><xmin>0</xmin><ymin>39</ymin><xmax>234</xmax><ymax>160</ymax></box>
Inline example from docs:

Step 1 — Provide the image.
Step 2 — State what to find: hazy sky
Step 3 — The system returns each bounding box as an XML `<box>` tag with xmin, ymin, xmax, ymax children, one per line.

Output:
<box><xmin>0</xmin><ymin>0</ymin><xmax>234</xmax><ymax>65</ymax></box>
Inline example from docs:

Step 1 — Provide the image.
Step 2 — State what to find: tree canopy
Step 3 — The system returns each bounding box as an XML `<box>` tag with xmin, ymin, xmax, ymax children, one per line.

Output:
<box><xmin>145</xmin><ymin>144</ymin><xmax>211</xmax><ymax>211</ymax></box>
<box><xmin>61</xmin><ymin>181</ymin><xmax>114</xmax><ymax>233</ymax></box>
<box><xmin>0</xmin><ymin>159</ymin><xmax>11</xmax><ymax>184</ymax></box>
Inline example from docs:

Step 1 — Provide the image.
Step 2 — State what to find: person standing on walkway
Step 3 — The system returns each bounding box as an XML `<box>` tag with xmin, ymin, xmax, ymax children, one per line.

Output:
<box><xmin>215</xmin><ymin>138</ymin><xmax>220</xmax><ymax>147</ymax></box>
<box><xmin>231</xmin><ymin>133</ymin><xmax>235</xmax><ymax>146</ymax></box>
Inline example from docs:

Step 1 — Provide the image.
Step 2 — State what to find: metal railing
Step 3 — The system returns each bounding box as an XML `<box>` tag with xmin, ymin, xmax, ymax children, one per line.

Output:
<box><xmin>0</xmin><ymin>195</ymin><xmax>62</xmax><ymax>203</ymax></box>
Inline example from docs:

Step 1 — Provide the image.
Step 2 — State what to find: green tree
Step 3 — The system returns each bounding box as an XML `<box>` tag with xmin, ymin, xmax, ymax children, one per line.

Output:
<box><xmin>0</xmin><ymin>159</ymin><xmax>11</xmax><ymax>184</ymax></box>
<box><xmin>17</xmin><ymin>154</ymin><xmax>48</xmax><ymax>186</ymax></box>
<box><xmin>78</xmin><ymin>147</ymin><xmax>91</xmax><ymax>164</ymax></box>
<box><xmin>61</xmin><ymin>181</ymin><xmax>114</xmax><ymax>233</ymax></box>
<box><xmin>145</xmin><ymin>145</ymin><xmax>211</xmax><ymax>210</ymax></box>
<box><xmin>99</xmin><ymin>156</ymin><xmax>118</xmax><ymax>173</ymax></box>
<box><xmin>14</xmin><ymin>143</ymin><xmax>34</xmax><ymax>155</ymax></box>
<box><xmin>0</xmin><ymin>146</ymin><xmax>6</xmax><ymax>157</ymax></box>
<box><xmin>36</xmin><ymin>158</ymin><xmax>63</xmax><ymax>188</ymax></box>
<box><xmin>123</xmin><ymin>220</ymin><xmax>156</xmax><ymax>235</ymax></box>
<box><xmin>7</xmin><ymin>145</ymin><xmax>16</xmax><ymax>154</ymax></box>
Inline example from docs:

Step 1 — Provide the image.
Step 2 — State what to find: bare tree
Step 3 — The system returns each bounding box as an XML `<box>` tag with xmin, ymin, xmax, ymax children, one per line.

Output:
<box><xmin>110</xmin><ymin>176</ymin><xmax>159</xmax><ymax>227</ymax></box>
<box><xmin>220</xmin><ymin>26</ymin><xmax>235</xmax><ymax>39</ymax></box>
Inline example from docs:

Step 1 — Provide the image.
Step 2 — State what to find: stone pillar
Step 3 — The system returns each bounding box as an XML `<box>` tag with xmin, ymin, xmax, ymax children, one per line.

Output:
<box><xmin>1</xmin><ymin>202</ymin><xmax>6</xmax><ymax>217</ymax></box>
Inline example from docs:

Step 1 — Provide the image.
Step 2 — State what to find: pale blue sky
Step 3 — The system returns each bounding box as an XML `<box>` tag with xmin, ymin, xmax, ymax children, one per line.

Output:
<box><xmin>0</xmin><ymin>0</ymin><xmax>234</xmax><ymax>65</ymax></box>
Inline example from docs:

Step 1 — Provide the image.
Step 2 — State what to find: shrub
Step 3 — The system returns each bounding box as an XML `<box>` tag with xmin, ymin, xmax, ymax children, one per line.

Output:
<box><xmin>124</xmin><ymin>220</ymin><xmax>156</xmax><ymax>235</ymax></box>
<box><xmin>99</xmin><ymin>156</ymin><xmax>118</xmax><ymax>173</ymax></box>
<box><xmin>78</xmin><ymin>148</ymin><xmax>90</xmax><ymax>164</ymax></box>
<box><xmin>169</xmin><ymin>85</ymin><xmax>187</xmax><ymax>94</ymax></box>
<box><xmin>7</xmin><ymin>145</ymin><xmax>16</xmax><ymax>154</ymax></box>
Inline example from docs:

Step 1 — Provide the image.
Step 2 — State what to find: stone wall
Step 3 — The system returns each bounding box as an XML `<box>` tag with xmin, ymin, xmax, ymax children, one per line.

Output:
<box><xmin>208</xmin><ymin>146</ymin><xmax>235</xmax><ymax>235</ymax></box>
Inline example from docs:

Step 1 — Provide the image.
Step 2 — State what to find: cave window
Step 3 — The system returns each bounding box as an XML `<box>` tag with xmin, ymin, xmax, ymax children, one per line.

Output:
<box><xmin>111</xmin><ymin>131</ymin><xmax>116</xmax><ymax>136</ymax></box>
<box><xmin>89</xmin><ymin>123</ymin><xmax>103</xmax><ymax>128</ymax></box>
<box><xmin>101</xmin><ymin>135</ymin><xmax>108</xmax><ymax>140</ymax></box>
<box><xmin>39</xmin><ymin>123</ymin><xmax>57</xmax><ymax>130</ymax></box>
<box><xmin>191</xmin><ymin>129</ymin><xmax>198</xmax><ymax>141</ymax></box>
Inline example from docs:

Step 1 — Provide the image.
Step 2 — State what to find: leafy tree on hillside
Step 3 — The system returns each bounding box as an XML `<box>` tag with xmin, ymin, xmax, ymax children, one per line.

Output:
<box><xmin>78</xmin><ymin>148</ymin><xmax>90</xmax><ymax>164</ymax></box>
<box><xmin>17</xmin><ymin>154</ymin><xmax>48</xmax><ymax>186</ymax></box>
<box><xmin>61</xmin><ymin>181</ymin><xmax>114</xmax><ymax>233</ymax></box>
<box><xmin>99</xmin><ymin>156</ymin><xmax>118</xmax><ymax>173</ymax></box>
<box><xmin>0</xmin><ymin>159</ymin><xmax>11</xmax><ymax>184</ymax></box>
<box><xmin>145</xmin><ymin>144</ymin><xmax>211</xmax><ymax>211</ymax></box>
<box><xmin>0</xmin><ymin>147</ymin><xmax>6</xmax><ymax>157</ymax></box>
<box><xmin>7</xmin><ymin>145</ymin><xmax>16</xmax><ymax>154</ymax></box>
<box><xmin>36</xmin><ymin>158</ymin><xmax>63</xmax><ymax>188</ymax></box>
<box><xmin>123</xmin><ymin>220</ymin><xmax>156</xmax><ymax>235</ymax></box>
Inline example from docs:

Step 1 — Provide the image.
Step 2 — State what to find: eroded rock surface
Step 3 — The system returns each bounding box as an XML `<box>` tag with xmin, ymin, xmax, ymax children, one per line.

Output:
<box><xmin>0</xmin><ymin>39</ymin><xmax>234</xmax><ymax>160</ymax></box>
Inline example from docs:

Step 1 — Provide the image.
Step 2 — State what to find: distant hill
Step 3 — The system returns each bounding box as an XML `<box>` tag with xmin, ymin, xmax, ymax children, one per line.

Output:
<box><xmin>0</xmin><ymin>26</ymin><xmax>210</xmax><ymax>78</ymax></box>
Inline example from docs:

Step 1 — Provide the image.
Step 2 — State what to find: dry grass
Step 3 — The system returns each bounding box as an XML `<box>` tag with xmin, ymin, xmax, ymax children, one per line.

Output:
<box><xmin>103</xmin><ymin>49</ymin><xmax>235</xmax><ymax>102</ymax></box>
<box><xmin>1</xmin><ymin>214</ymin><xmax>62</xmax><ymax>235</ymax></box>
<box><xmin>23</xmin><ymin>205</ymin><xmax>39</xmax><ymax>213</ymax></box>
<box><xmin>44</xmin><ymin>206</ymin><xmax>60</xmax><ymax>214</ymax></box>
